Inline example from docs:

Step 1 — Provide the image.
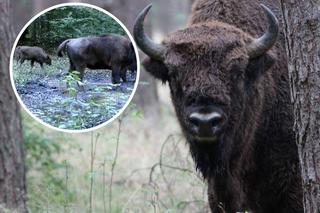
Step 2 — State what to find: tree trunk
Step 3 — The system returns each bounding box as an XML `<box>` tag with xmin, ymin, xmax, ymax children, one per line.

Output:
<box><xmin>0</xmin><ymin>1</ymin><xmax>27</xmax><ymax>212</ymax></box>
<box><xmin>109</xmin><ymin>0</ymin><xmax>161</xmax><ymax>117</ymax></box>
<box><xmin>153</xmin><ymin>0</ymin><xmax>189</xmax><ymax>36</ymax></box>
<box><xmin>281</xmin><ymin>1</ymin><xmax>320</xmax><ymax>212</ymax></box>
<box><xmin>32</xmin><ymin>0</ymin><xmax>45</xmax><ymax>14</ymax></box>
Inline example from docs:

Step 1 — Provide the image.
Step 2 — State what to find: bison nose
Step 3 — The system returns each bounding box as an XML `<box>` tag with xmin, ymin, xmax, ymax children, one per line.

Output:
<box><xmin>189</xmin><ymin>111</ymin><xmax>225</xmax><ymax>138</ymax></box>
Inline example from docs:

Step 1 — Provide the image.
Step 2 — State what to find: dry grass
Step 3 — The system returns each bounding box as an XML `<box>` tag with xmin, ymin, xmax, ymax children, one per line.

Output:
<box><xmin>26</xmin><ymin>84</ymin><xmax>209</xmax><ymax>213</ymax></box>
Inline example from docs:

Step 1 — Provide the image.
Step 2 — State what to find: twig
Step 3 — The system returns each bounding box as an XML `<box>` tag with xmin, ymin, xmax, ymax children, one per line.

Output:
<box><xmin>109</xmin><ymin>118</ymin><xmax>123</xmax><ymax>212</ymax></box>
<box><xmin>158</xmin><ymin>135</ymin><xmax>185</xmax><ymax>199</ymax></box>
<box><xmin>176</xmin><ymin>199</ymin><xmax>207</xmax><ymax>213</ymax></box>
<box><xmin>63</xmin><ymin>160</ymin><xmax>69</xmax><ymax>213</ymax></box>
<box><xmin>46</xmin><ymin>186</ymin><xmax>50</xmax><ymax>213</ymax></box>
<box><xmin>151</xmin><ymin>186</ymin><xmax>159</xmax><ymax>213</ymax></box>
<box><xmin>121</xmin><ymin>185</ymin><xmax>144</xmax><ymax>213</ymax></box>
<box><xmin>89</xmin><ymin>132</ymin><xmax>100</xmax><ymax>213</ymax></box>
<box><xmin>102</xmin><ymin>160</ymin><xmax>107</xmax><ymax>213</ymax></box>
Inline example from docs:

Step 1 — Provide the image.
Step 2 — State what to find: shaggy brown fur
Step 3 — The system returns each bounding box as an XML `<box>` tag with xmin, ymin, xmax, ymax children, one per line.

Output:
<box><xmin>57</xmin><ymin>34</ymin><xmax>136</xmax><ymax>84</ymax></box>
<box><xmin>15</xmin><ymin>46</ymin><xmax>51</xmax><ymax>68</ymax></box>
<box><xmin>141</xmin><ymin>0</ymin><xmax>303</xmax><ymax>212</ymax></box>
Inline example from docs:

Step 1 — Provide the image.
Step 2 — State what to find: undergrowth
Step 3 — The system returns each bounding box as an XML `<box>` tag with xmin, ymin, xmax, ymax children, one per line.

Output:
<box><xmin>23</xmin><ymin>105</ymin><xmax>208</xmax><ymax>213</ymax></box>
<box><xmin>13</xmin><ymin>57</ymin><xmax>135</xmax><ymax>130</ymax></box>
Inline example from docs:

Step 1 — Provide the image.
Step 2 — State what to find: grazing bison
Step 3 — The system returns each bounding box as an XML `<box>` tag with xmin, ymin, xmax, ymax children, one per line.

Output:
<box><xmin>134</xmin><ymin>1</ymin><xmax>303</xmax><ymax>213</ymax></box>
<box><xmin>15</xmin><ymin>46</ymin><xmax>52</xmax><ymax>68</ymax></box>
<box><xmin>57</xmin><ymin>34</ymin><xmax>136</xmax><ymax>84</ymax></box>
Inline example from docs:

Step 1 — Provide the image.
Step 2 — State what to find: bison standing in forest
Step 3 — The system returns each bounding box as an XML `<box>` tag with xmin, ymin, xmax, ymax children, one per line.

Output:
<box><xmin>57</xmin><ymin>34</ymin><xmax>136</xmax><ymax>84</ymax></box>
<box><xmin>15</xmin><ymin>46</ymin><xmax>52</xmax><ymax>68</ymax></box>
<box><xmin>134</xmin><ymin>1</ymin><xmax>303</xmax><ymax>212</ymax></box>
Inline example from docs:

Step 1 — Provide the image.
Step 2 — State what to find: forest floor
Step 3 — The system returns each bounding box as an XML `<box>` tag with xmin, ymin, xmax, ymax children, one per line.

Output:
<box><xmin>12</xmin><ymin>56</ymin><xmax>136</xmax><ymax>130</ymax></box>
<box><xmin>23</xmin><ymin>97</ymin><xmax>209</xmax><ymax>213</ymax></box>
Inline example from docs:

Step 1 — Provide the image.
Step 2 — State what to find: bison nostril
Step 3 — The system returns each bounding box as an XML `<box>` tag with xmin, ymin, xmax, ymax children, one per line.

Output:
<box><xmin>189</xmin><ymin>111</ymin><xmax>225</xmax><ymax>134</ymax></box>
<box><xmin>189</xmin><ymin>117</ymin><xmax>200</xmax><ymax>133</ymax></box>
<box><xmin>189</xmin><ymin>117</ymin><xmax>199</xmax><ymax>126</ymax></box>
<box><xmin>211</xmin><ymin>116</ymin><xmax>223</xmax><ymax>128</ymax></box>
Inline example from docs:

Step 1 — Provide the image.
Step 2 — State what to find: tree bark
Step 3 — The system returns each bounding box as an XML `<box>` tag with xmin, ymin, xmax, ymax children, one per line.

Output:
<box><xmin>32</xmin><ymin>0</ymin><xmax>45</xmax><ymax>14</ymax></box>
<box><xmin>110</xmin><ymin>0</ymin><xmax>160</xmax><ymax>115</ymax></box>
<box><xmin>281</xmin><ymin>1</ymin><xmax>320</xmax><ymax>212</ymax></box>
<box><xmin>0</xmin><ymin>1</ymin><xmax>27</xmax><ymax>212</ymax></box>
<box><xmin>108</xmin><ymin>0</ymin><xmax>161</xmax><ymax>117</ymax></box>
<box><xmin>153</xmin><ymin>0</ymin><xmax>189</xmax><ymax>36</ymax></box>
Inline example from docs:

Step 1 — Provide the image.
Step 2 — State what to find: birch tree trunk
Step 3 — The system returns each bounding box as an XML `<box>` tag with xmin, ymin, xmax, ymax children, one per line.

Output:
<box><xmin>280</xmin><ymin>1</ymin><xmax>320</xmax><ymax>212</ymax></box>
<box><xmin>0</xmin><ymin>1</ymin><xmax>27</xmax><ymax>212</ymax></box>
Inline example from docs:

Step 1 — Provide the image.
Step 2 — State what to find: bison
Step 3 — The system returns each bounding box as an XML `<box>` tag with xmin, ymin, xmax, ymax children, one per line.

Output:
<box><xmin>57</xmin><ymin>34</ymin><xmax>136</xmax><ymax>84</ymax></box>
<box><xmin>134</xmin><ymin>1</ymin><xmax>303</xmax><ymax>213</ymax></box>
<box><xmin>15</xmin><ymin>46</ymin><xmax>52</xmax><ymax>68</ymax></box>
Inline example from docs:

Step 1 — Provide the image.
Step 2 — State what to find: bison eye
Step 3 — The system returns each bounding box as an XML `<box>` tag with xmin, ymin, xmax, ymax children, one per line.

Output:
<box><xmin>185</xmin><ymin>97</ymin><xmax>196</xmax><ymax>107</ymax></box>
<box><xmin>169</xmin><ymin>71</ymin><xmax>180</xmax><ymax>83</ymax></box>
<box><xmin>168</xmin><ymin>74</ymin><xmax>184</xmax><ymax>95</ymax></box>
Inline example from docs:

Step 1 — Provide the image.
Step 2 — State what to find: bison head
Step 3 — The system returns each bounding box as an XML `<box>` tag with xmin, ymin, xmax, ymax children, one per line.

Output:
<box><xmin>45</xmin><ymin>55</ymin><xmax>52</xmax><ymax>66</ymax></box>
<box><xmin>134</xmin><ymin>4</ymin><xmax>278</xmax><ymax>176</ymax></box>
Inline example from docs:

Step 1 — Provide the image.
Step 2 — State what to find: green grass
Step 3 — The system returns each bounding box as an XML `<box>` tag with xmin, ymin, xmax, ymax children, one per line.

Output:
<box><xmin>12</xmin><ymin>56</ymin><xmax>68</xmax><ymax>84</ymax></box>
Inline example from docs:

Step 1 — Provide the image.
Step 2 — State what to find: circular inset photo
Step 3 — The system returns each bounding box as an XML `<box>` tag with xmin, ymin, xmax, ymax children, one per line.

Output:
<box><xmin>10</xmin><ymin>3</ymin><xmax>140</xmax><ymax>132</ymax></box>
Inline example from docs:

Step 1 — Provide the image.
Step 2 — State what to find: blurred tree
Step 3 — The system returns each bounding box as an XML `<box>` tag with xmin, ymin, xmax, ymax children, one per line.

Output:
<box><xmin>0</xmin><ymin>1</ymin><xmax>27</xmax><ymax>212</ymax></box>
<box><xmin>281</xmin><ymin>1</ymin><xmax>320</xmax><ymax>212</ymax></box>
<box><xmin>33</xmin><ymin>0</ymin><xmax>44</xmax><ymax>14</ymax></box>
<box><xmin>153</xmin><ymin>0</ymin><xmax>189</xmax><ymax>36</ymax></box>
<box><xmin>33</xmin><ymin>0</ymin><xmax>72</xmax><ymax>13</ymax></box>
<box><xmin>13</xmin><ymin>0</ymin><xmax>33</xmax><ymax>32</ymax></box>
<box><xmin>14</xmin><ymin>0</ymin><xmax>72</xmax><ymax>33</ymax></box>
<box><xmin>189</xmin><ymin>0</ymin><xmax>195</xmax><ymax>6</ymax></box>
<box><xmin>108</xmin><ymin>0</ymin><xmax>161</xmax><ymax>117</ymax></box>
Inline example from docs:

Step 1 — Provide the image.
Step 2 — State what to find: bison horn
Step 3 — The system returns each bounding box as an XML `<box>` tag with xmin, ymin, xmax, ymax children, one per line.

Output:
<box><xmin>247</xmin><ymin>4</ymin><xmax>279</xmax><ymax>58</ymax></box>
<box><xmin>133</xmin><ymin>4</ymin><xmax>165</xmax><ymax>61</ymax></box>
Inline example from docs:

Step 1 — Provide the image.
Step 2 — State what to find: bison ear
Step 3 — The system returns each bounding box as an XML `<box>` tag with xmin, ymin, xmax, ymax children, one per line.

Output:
<box><xmin>142</xmin><ymin>57</ymin><xmax>169</xmax><ymax>83</ymax></box>
<box><xmin>246</xmin><ymin>53</ymin><xmax>275</xmax><ymax>80</ymax></box>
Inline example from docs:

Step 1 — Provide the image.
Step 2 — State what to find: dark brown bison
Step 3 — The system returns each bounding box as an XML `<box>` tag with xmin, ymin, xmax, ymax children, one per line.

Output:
<box><xmin>134</xmin><ymin>1</ymin><xmax>302</xmax><ymax>213</ymax></box>
<box><xmin>57</xmin><ymin>34</ymin><xmax>136</xmax><ymax>84</ymax></box>
<box><xmin>15</xmin><ymin>46</ymin><xmax>52</xmax><ymax>68</ymax></box>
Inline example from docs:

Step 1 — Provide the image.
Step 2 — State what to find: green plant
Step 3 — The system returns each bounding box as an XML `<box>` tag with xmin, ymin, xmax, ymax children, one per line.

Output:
<box><xmin>22</xmin><ymin>113</ymin><xmax>75</xmax><ymax>212</ymax></box>
<box><xmin>63</xmin><ymin>70</ymin><xmax>81</xmax><ymax>98</ymax></box>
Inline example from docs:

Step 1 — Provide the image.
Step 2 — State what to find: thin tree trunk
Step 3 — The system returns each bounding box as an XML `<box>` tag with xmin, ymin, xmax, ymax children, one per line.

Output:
<box><xmin>154</xmin><ymin>0</ymin><xmax>189</xmax><ymax>36</ymax></box>
<box><xmin>281</xmin><ymin>1</ymin><xmax>320</xmax><ymax>212</ymax></box>
<box><xmin>0</xmin><ymin>1</ymin><xmax>27</xmax><ymax>212</ymax></box>
<box><xmin>109</xmin><ymin>0</ymin><xmax>161</xmax><ymax>117</ymax></box>
<box><xmin>33</xmin><ymin>0</ymin><xmax>44</xmax><ymax>14</ymax></box>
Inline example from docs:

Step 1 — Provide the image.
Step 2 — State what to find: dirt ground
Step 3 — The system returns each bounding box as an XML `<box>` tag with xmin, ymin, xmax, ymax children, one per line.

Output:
<box><xmin>12</xmin><ymin>57</ymin><xmax>137</xmax><ymax>130</ymax></box>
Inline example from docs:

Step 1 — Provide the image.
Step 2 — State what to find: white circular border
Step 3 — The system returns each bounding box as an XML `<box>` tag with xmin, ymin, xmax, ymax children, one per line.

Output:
<box><xmin>10</xmin><ymin>2</ymin><xmax>141</xmax><ymax>134</ymax></box>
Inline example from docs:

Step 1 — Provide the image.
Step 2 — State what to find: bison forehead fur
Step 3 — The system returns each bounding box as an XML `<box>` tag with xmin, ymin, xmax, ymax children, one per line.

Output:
<box><xmin>57</xmin><ymin>34</ymin><xmax>136</xmax><ymax>84</ymax></box>
<box><xmin>135</xmin><ymin>0</ymin><xmax>303</xmax><ymax>213</ymax></box>
<box><xmin>163</xmin><ymin>21</ymin><xmax>251</xmax><ymax>97</ymax></box>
